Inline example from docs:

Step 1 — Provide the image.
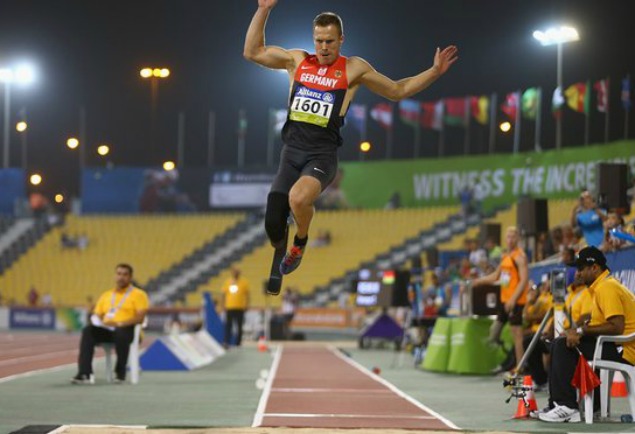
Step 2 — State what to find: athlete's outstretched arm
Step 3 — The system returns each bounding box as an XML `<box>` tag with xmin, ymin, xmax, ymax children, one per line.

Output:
<box><xmin>244</xmin><ymin>0</ymin><xmax>295</xmax><ymax>70</ymax></box>
<box><xmin>354</xmin><ymin>46</ymin><xmax>458</xmax><ymax>101</ymax></box>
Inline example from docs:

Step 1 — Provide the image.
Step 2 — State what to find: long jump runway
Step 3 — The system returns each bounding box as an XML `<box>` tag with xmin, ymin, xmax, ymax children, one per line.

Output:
<box><xmin>253</xmin><ymin>345</ymin><xmax>459</xmax><ymax>430</ymax></box>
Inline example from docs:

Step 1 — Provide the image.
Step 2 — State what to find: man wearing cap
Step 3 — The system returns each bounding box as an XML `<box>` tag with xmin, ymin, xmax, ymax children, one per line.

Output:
<box><xmin>539</xmin><ymin>246</ymin><xmax>635</xmax><ymax>423</ymax></box>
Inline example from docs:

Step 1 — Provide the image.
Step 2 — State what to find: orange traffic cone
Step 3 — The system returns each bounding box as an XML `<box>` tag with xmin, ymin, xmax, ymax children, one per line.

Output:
<box><xmin>611</xmin><ymin>371</ymin><xmax>628</xmax><ymax>397</ymax></box>
<box><xmin>257</xmin><ymin>335</ymin><xmax>268</xmax><ymax>352</ymax></box>
<box><xmin>513</xmin><ymin>375</ymin><xmax>538</xmax><ymax>419</ymax></box>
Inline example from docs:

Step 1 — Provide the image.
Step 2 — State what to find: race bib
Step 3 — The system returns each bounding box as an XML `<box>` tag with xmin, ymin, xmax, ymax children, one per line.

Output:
<box><xmin>289</xmin><ymin>87</ymin><xmax>334</xmax><ymax>127</ymax></box>
<box><xmin>500</xmin><ymin>271</ymin><xmax>511</xmax><ymax>287</ymax></box>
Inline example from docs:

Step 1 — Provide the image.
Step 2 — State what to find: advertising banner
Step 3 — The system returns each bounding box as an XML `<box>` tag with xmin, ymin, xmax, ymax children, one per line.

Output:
<box><xmin>81</xmin><ymin>167</ymin><xmax>277</xmax><ymax>213</ymax></box>
<box><xmin>9</xmin><ymin>307</ymin><xmax>56</xmax><ymax>329</ymax></box>
<box><xmin>209</xmin><ymin>171</ymin><xmax>276</xmax><ymax>208</ymax></box>
<box><xmin>340</xmin><ymin>140</ymin><xmax>635</xmax><ymax>210</ymax></box>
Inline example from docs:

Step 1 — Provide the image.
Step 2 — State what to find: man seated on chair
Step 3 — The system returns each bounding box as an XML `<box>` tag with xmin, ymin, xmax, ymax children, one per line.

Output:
<box><xmin>72</xmin><ymin>263</ymin><xmax>149</xmax><ymax>384</ymax></box>
<box><xmin>538</xmin><ymin>246</ymin><xmax>635</xmax><ymax>423</ymax></box>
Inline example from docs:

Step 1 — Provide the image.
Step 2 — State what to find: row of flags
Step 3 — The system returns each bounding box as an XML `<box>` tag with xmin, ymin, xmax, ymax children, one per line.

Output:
<box><xmin>266</xmin><ymin>77</ymin><xmax>630</xmax><ymax>136</ymax></box>
<box><xmin>264</xmin><ymin>75</ymin><xmax>631</xmax><ymax>157</ymax></box>
<box><xmin>339</xmin><ymin>76</ymin><xmax>631</xmax><ymax>134</ymax></box>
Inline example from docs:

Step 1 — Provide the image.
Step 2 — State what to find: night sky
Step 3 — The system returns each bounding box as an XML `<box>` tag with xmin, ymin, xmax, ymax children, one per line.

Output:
<box><xmin>1</xmin><ymin>0</ymin><xmax>634</xmax><ymax>200</ymax></box>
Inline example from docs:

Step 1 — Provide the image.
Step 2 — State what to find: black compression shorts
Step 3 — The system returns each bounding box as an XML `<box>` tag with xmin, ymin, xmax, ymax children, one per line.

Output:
<box><xmin>270</xmin><ymin>145</ymin><xmax>338</xmax><ymax>194</ymax></box>
<box><xmin>497</xmin><ymin>303</ymin><xmax>524</xmax><ymax>326</ymax></box>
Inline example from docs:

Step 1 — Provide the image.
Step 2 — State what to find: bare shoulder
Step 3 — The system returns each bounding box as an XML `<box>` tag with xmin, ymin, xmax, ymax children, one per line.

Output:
<box><xmin>347</xmin><ymin>56</ymin><xmax>374</xmax><ymax>72</ymax></box>
<box><xmin>346</xmin><ymin>56</ymin><xmax>375</xmax><ymax>83</ymax></box>
<box><xmin>287</xmin><ymin>49</ymin><xmax>309</xmax><ymax>64</ymax></box>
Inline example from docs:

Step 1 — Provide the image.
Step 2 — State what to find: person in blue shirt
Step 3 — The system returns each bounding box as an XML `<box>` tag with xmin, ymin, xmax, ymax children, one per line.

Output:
<box><xmin>570</xmin><ymin>190</ymin><xmax>607</xmax><ymax>248</ymax></box>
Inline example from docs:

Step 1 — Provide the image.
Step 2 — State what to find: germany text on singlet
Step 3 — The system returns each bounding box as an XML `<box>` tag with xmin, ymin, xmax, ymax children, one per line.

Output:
<box><xmin>282</xmin><ymin>55</ymin><xmax>349</xmax><ymax>152</ymax></box>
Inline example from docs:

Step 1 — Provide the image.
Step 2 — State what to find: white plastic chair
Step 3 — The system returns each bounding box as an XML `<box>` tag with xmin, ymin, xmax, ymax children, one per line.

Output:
<box><xmin>584</xmin><ymin>331</ymin><xmax>635</xmax><ymax>424</ymax></box>
<box><xmin>101</xmin><ymin>317</ymin><xmax>147</xmax><ymax>385</ymax></box>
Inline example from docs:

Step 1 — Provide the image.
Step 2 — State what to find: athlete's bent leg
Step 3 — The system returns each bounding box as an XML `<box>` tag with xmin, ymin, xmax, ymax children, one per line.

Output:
<box><xmin>288</xmin><ymin>176</ymin><xmax>322</xmax><ymax>239</ymax></box>
<box><xmin>265</xmin><ymin>192</ymin><xmax>290</xmax><ymax>248</ymax></box>
<box><xmin>279</xmin><ymin>176</ymin><xmax>321</xmax><ymax>275</ymax></box>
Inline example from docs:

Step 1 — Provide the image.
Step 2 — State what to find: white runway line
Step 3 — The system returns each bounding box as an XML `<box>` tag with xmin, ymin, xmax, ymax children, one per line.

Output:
<box><xmin>263</xmin><ymin>413</ymin><xmax>437</xmax><ymax>419</ymax></box>
<box><xmin>252</xmin><ymin>345</ymin><xmax>283</xmax><ymax>427</ymax></box>
<box><xmin>328</xmin><ymin>345</ymin><xmax>461</xmax><ymax>430</ymax></box>
<box><xmin>0</xmin><ymin>363</ymin><xmax>75</xmax><ymax>384</ymax></box>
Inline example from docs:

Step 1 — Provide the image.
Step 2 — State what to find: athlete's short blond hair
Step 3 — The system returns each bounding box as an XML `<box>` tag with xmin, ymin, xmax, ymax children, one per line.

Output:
<box><xmin>313</xmin><ymin>12</ymin><xmax>344</xmax><ymax>36</ymax></box>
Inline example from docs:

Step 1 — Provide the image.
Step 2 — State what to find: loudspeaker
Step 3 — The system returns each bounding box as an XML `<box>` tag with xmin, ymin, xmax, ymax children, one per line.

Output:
<box><xmin>471</xmin><ymin>284</ymin><xmax>501</xmax><ymax>316</ymax></box>
<box><xmin>596</xmin><ymin>163</ymin><xmax>629</xmax><ymax>211</ymax></box>
<box><xmin>479</xmin><ymin>223</ymin><xmax>501</xmax><ymax>245</ymax></box>
<box><xmin>517</xmin><ymin>198</ymin><xmax>548</xmax><ymax>235</ymax></box>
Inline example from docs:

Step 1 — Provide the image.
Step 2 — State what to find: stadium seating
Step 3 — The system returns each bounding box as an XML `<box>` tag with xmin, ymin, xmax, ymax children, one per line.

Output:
<box><xmin>0</xmin><ymin>213</ymin><xmax>242</xmax><ymax>306</ymax></box>
<box><xmin>188</xmin><ymin>207</ymin><xmax>459</xmax><ymax>308</ymax></box>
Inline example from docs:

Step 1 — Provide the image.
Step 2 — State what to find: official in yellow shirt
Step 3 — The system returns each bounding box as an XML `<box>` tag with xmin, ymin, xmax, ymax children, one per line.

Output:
<box><xmin>72</xmin><ymin>263</ymin><xmax>149</xmax><ymax>384</ymax></box>
<box><xmin>221</xmin><ymin>268</ymin><xmax>250</xmax><ymax>347</ymax></box>
<box><xmin>539</xmin><ymin>246</ymin><xmax>635</xmax><ymax>423</ymax></box>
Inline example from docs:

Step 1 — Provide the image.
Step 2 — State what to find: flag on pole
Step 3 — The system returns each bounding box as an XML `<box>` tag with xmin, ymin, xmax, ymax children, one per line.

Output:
<box><xmin>346</xmin><ymin>104</ymin><xmax>367</xmax><ymax>136</ymax></box>
<box><xmin>622</xmin><ymin>76</ymin><xmax>632</xmax><ymax>111</ymax></box>
<box><xmin>564</xmin><ymin>81</ymin><xmax>590</xmax><ymax>114</ymax></box>
<box><xmin>552</xmin><ymin>86</ymin><xmax>564</xmax><ymax>119</ymax></box>
<box><xmin>470</xmin><ymin>95</ymin><xmax>489</xmax><ymax>125</ymax></box>
<box><xmin>370</xmin><ymin>103</ymin><xmax>393</xmax><ymax>129</ymax></box>
<box><xmin>594</xmin><ymin>79</ymin><xmax>609</xmax><ymax>113</ymax></box>
<box><xmin>571</xmin><ymin>351</ymin><xmax>600</xmax><ymax>401</ymax></box>
<box><xmin>501</xmin><ymin>92</ymin><xmax>519</xmax><ymax>121</ymax></box>
<box><xmin>444</xmin><ymin>97</ymin><xmax>467</xmax><ymax>127</ymax></box>
<box><xmin>398</xmin><ymin>99</ymin><xmax>421</xmax><ymax>126</ymax></box>
<box><xmin>421</xmin><ymin>100</ymin><xmax>444</xmax><ymax>131</ymax></box>
<box><xmin>521</xmin><ymin>88</ymin><xmax>539</xmax><ymax>119</ymax></box>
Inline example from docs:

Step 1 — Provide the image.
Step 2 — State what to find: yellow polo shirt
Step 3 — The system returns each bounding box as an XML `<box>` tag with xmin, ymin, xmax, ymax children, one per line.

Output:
<box><xmin>222</xmin><ymin>277</ymin><xmax>249</xmax><ymax>310</ymax></box>
<box><xmin>525</xmin><ymin>292</ymin><xmax>553</xmax><ymax>333</ymax></box>
<box><xmin>588</xmin><ymin>270</ymin><xmax>635</xmax><ymax>364</ymax></box>
<box><xmin>93</xmin><ymin>286</ymin><xmax>149</xmax><ymax>323</ymax></box>
<box><xmin>563</xmin><ymin>284</ymin><xmax>592</xmax><ymax>329</ymax></box>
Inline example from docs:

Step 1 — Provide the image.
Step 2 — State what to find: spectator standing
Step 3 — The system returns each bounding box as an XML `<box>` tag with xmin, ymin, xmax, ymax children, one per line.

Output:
<box><xmin>570</xmin><ymin>190</ymin><xmax>607</xmax><ymax>248</ymax></box>
<box><xmin>221</xmin><ymin>268</ymin><xmax>250</xmax><ymax>348</ymax></box>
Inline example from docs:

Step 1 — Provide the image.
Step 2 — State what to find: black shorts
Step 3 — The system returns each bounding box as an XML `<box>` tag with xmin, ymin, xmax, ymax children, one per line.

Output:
<box><xmin>270</xmin><ymin>145</ymin><xmax>338</xmax><ymax>194</ymax></box>
<box><xmin>497</xmin><ymin>303</ymin><xmax>524</xmax><ymax>326</ymax></box>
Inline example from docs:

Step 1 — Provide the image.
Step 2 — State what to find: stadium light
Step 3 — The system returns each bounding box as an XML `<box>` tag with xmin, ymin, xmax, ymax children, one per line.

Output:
<box><xmin>532</xmin><ymin>26</ymin><xmax>579</xmax><ymax>46</ymax></box>
<box><xmin>66</xmin><ymin>137</ymin><xmax>79</xmax><ymax>150</ymax></box>
<box><xmin>533</xmin><ymin>25</ymin><xmax>579</xmax><ymax>150</ymax></box>
<box><xmin>16</xmin><ymin>118</ymin><xmax>28</xmax><ymax>171</ymax></box>
<box><xmin>140</xmin><ymin>66</ymin><xmax>170</xmax><ymax>151</ymax></box>
<box><xmin>97</xmin><ymin>144</ymin><xmax>110</xmax><ymax>156</ymax></box>
<box><xmin>1</xmin><ymin>63</ymin><xmax>37</xmax><ymax>169</ymax></box>
<box><xmin>29</xmin><ymin>173</ymin><xmax>42</xmax><ymax>186</ymax></box>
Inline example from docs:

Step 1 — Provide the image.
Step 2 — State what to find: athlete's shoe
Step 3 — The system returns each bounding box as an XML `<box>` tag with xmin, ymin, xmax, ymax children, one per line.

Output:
<box><xmin>279</xmin><ymin>245</ymin><xmax>305</xmax><ymax>275</ymax></box>
<box><xmin>71</xmin><ymin>373</ymin><xmax>95</xmax><ymax>385</ymax></box>
<box><xmin>538</xmin><ymin>404</ymin><xmax>581</xmax><ymax>423</ymax></box>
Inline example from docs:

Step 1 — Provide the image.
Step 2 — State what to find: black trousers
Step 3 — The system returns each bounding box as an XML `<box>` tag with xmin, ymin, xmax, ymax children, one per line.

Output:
<box><xmin>549</xmin><ymin>335</ymin><xmax>627</xmax><ymax>410</ymax></box>
<box><xmin>225</xmin><ymin>309</ymin><xmax>245</xmax><ymax>346</ymax></box>
<box><xmin>523</xmin><ymin>333</ymin><xmax>550</xmax><ymax>386</ymax></box>
<box><xmin>78</xmin><ymin>324</ymin><xmax>135</xmax><ymax>379</ymax></box>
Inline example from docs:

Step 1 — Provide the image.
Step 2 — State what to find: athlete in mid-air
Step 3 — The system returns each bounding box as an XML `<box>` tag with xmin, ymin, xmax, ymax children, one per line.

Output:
<box><xmin>244</xmin><ymin>0</ymin><xmax>458</xmax><ymax>294</ymax></box>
